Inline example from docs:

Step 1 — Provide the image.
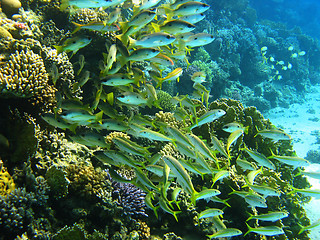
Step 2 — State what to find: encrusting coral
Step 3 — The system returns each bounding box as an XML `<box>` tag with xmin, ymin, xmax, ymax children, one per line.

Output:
<box><xmin>0</xmin><ymin>159</ymin><xmax>15</xmax><ymax>197</ymax></box>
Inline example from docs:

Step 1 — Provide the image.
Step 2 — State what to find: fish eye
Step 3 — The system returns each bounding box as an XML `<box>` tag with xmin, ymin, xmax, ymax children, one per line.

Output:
<box><xmin>194</xmin><ymin>37</ymin><xmax>198</xmax><ymax>40</ymax></box>
<box><xmin>166</xmin><ymin>35</ymin><xmax>171</xmax><ymax>39</ymax></box>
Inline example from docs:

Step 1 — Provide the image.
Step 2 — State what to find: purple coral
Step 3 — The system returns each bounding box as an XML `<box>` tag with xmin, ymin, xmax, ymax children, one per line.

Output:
<box><xmin>112</xmin><ymin>180</ymin><xmax>148</xmax><ymax>219</ymax></box>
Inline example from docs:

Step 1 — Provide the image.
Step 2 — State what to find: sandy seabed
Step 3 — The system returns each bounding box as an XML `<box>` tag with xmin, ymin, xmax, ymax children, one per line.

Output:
<box><xmin>265</xmin><ymin>84</ymin><xmax>320</xmax><ymax>239</ymax></box>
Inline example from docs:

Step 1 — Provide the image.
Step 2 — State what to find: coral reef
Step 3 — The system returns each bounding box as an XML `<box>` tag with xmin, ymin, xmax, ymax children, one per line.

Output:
<box><xmin>0</xmin><ymin>49</ymin><xmax>57</xmax><ymax>112</ymax></box>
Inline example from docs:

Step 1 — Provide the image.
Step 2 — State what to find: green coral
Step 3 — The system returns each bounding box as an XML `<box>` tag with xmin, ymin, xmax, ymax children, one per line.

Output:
<box><xmin>45</xmin><ymin>165</ymin><xmax>70</xmax><ymax>198</ymax></box>
<box><xmin>0</xmin><ymin>160</ymin><xmax>15</xmax><ymax>197</ymax></box>
<box><xmin>157</xmin><ymin>90</ymin><xmax>176</xmax><ymax>111</ymax></box>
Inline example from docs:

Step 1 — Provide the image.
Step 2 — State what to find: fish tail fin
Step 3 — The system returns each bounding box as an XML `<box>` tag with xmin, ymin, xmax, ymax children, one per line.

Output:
<box><xmin>95</xmin><ymin>111</ymin><xmax>104</xmax><ymax>124</ymax></box>
<box><xmin>68</xmin><ymin>124</ymin><xmax>78</xmax><ymax>134</ymax></box>
<box><xmin>244</xmin><ymin>223</ymin><xmax>253</xmax><ymax>236</ymax></box>
<box><xmin>71</xmin><ymin>21</ymin><xmax>83</xmax><ymax>34</ymax></box>
<box><xmin>297</xmin><ymin>223</ymin><xmax>305</xmax><ymax>235</ymax></box>
<box><xmin>60</xmin><ymin>0</ymin><xmax>70</xmax><ymax>11</ymax></box>
<box><xmin>128</xmin><ymin>36</ymin><xmax>136</xmax><ymax>48</ymax></box>
<box><xmin>246</xmin><ymin>212</ymin><xmax>253</xmax><ymax>221</ymax></box>
<box><xmin>151</xmin><ymin>22</ymin><xmax>160</xmax><ymax>33</ymax></box>
<box><xmin>244</xmin><ymin>126</ymin><xmax>249</xmax><ymax>134</ymax></box>
<box><xmin>53</xmin><ymin>45</ymin><xmax>64</xmax><ymax>55</ymax></box>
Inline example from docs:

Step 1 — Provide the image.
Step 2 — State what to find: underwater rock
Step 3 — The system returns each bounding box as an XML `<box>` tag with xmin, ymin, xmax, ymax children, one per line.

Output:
<box><xmin>0</xmin><ymin>0</ymin><xmax>21</xmax><ymax>17</ymax></box>
<box><xmin>0</xmin><ymin>159</ymin><xmax>15</xmax><ymax>197</ymax></box>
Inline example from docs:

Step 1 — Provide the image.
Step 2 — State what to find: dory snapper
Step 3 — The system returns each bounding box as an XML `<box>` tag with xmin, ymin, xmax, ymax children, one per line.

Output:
<box><xmin>129</xmin><ymin>32</ymin><xmax>176</xmax><ymax>48</ymax></box>
<box><xmin>160</xmin><ymin>20</ymin><xmax>196</xmax><ymax>34</ymax></box>
<box><xmin>54</xmin><ymin>36</ymin><xmax>92</xmax><ymax>57</ymax></box>
<box><xmin>60</xmin><ymin>0</ymin><xmax>125</xmax><ymax>10</ymax></box>
<box><xmin>117</xmin><ymin>92</ymin><xmax>149</xmax><ymax>106</ymax></box>
<box><xmin>171</xmin><ymin>1</ymin><xmax>210</xmax><ymax>17</ymax></box>
<box><xmin>185</xmin><ymin>33</ymin><xmax>214</xmax><ymax>47</ymax></box>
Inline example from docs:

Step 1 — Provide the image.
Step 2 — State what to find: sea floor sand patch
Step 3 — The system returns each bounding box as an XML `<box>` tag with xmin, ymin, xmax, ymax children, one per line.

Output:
<box><xmin>265</xmin><ymin>84</ymin><xmax>320</xmax><ymax>239</ymax></box>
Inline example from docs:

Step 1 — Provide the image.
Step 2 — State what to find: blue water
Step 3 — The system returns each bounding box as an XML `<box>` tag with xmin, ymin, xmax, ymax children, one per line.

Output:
<box><xmin>250</xmin><ymin>0</ymin><xmax>320</xmax><ymax>40</ymax></box>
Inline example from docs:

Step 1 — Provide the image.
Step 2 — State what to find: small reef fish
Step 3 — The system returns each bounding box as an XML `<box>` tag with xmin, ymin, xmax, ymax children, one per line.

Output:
<box><xmin>159</xmin><ymin>20</ymin><xmax>195</xmax><ymax>34</ymax></box>
<box><xmin>192</xmin><ymin>189</ymin><xmax>221</xmax><ymax>204</ymax></box>
<box><xmin>60</xmin><ymin>110</ymin><xmax>103</xmax><ymax>125</ymax></box>
<box><xmin>162</xmin><ymin>155</ymin><xmax>196</xmax><ymax>196</ymax></box>
<box><xmin>78</xmin><ymin>132</ymin><xmax>108</xmax><ymax>148</ymax></box>
<box><xmin>89</xmin><ymin>119</ymin><xmax>128</xmax><ymax>131</ymax></box>
<box><xmin>104</xmin><ymin>150</ymin><xmax>142</xmax><ymax>168</ymax></box>
<box><xmin>185</xmin><ymin>33</ymin><xmax>214</xmax><ymax>47</ymax></box>
<box><xmin>244</xmin><ymin>182</ymin><xmax>280</xmax><ymax>197</ymax></box>
<box><xmin>112</xmin><ymin>137</ymin><xmax>150</xmax><ymax>157</ymax></box>
<box><xmin>296</xmin><ymin>170</ymin><xmax>320</xmax><ymax>180</ymax></box>
<box><xmin>268</xmin><ymin>151</ymin><xmax>310</xmax><ymax>168</ymax></box>
<box><xmin>129</xmin><ymin>32</ymin><xmax>176</xmax><ymax>48</ymax></box>
<box><xmin>101</xmin><ymin>74</ymin><xmax>138</xmax><ymax>86</ymax></box>
<box><xmin>72</xmin><ymin>21</ymin><xmax>119</xmax><ymax>34</ymax></box>
<box><xmin>180</xmin><ymin>13</ymin><xmax>205</xmax><ymax>24</ymax></box>
<box><xmin>244</xmin><ymin>224</ymin><xmax>285</xmax><ymax>236</ymax></box>
<box><xmin>73</xmin><ymin>70</ymin><xmax>90</xmax><ymax>91</ymax></box>
<box><xmin>60</xmin><ymin>0</ymin><xmax>125</xmax><ymax>10</ymax></box>
<box><xmin>298</xmin><ymin>218</ymin><xmax>320</xmax><ymax>234</ymax></box>
<box><xmin>211</xmin><ymin>136</ymin><xmax>228</xmax><ymax>158</ymax></box>
<box><xmin>226</xmin><ymin>129</ymin><xmax>244</xmax><ymax>157</ymax></box>
<box><xmin>236</xmin><ymin>158</ymin><xmax>256</xmax><ymax>171</ymax></box>
<box><xmin>246</xmin><ymin>211</ymin><xmax>288</xmax><ymax>222</ymax></box>
<box><xmin>244</xmin><ymin>194</ymin><xmax>267</xmax><ymax>208</ymax></box>
<box><xmin>211</xmin><ymin>170</ymin><xmax>229</xmax><ymax>187</ymax></box>
<box><xmin>243</xmin><ymin>147</ymin><xmax>275</xmax><ymax>170</ymax></box>
<box><xmin>106</xmin><ymin>7</ymin><xmax>121</xmax><ymax>25</ymax></box>
<box><xmin>199</xmin><ymin>208</ymin><xmax>223</xmax><ymax>219</ymax></box>
<box><xmin>76</xmin><ymin>54</ymin><xmax>85</xmax><ymax>75</ymax></box>
<box><xmin>59</xmin><ymin>99</ymin><xmax>91</xmax><ymax>112</ymax></box>
<box><xmin>289</xmin><ymin>186</ymin><xmax>320</xmax><ymax>199</ymax></box>
<box><xmin>172</xmin><ymin>1</ymin><xmax>210</xmax><ymax>17</ymax></box>
<box><xmin>41</xmin><ymin>113</ymin><xmax>77</xmax><ymax>132</ymax></box>
<box><xmin>105</xmin><ymin>44</ymin><xmax>117</xmax><ymax>71</ymax></box>
<box><xmin>166</xmin><ymin>126</ymin><xmax>194</xmax><ymax>149</ymax></box>
<box><xmin>255</xmin><ymin>128</ymin><xmax>291</xmax><ymax>142</ymax></box>
<box><xmin>117</xmin><ymin>92</ymin><xmax>149</xmax><ymax>106</ymax></box>
<box><xmin>139</xmin><ymin>0</ymin><xmax>161</xmax><ymax>11</ymax></box>
<box><xmin>190</xmin><ymin>109</ymin><xmax>226</xmax><ymax>130</ymax></box>
<box><xmin>138</xmin><ymin>129</ymin><xmax>173</xmax><ymax>142</ymax></box>
<box><xmin>223</xmin><ymin>122</ymin><xmax>249</xmax><ymax>134</ymax></box>
<box><xmin>54</xmin><ymin>36</ymin><xmax>92</xmax><ymax>57</ymax></box>
<box><xmin>247</xmin><ymin>168</ymin><xmax>263</xmax><ymax>185</ymax></box>
<box><xmin>149</xmin><ymin>53</ymin><xmax>174</xmax><ymax>66</ymax></box>
<box><xmin>154</xmin><ymin>68</ymin><xmax>183</xmax><ymax>88</ymax></box>
<box><xmin>207</xmin><ymin>228</ymin><xmax>242</xmax><ymax>239</ymax></box>
<box><xmin>127</xmin><ymin>48</ymin><xmax>160</xmax><ymax>62</ymax></box>
<box><xmin>48</xmin><ymin>63</ymin><xmax>60</xmax><ymax>85</ymax></box>
<box><xmin>191</xmin><ymin>71</ymin><xmax>206</xmax><ymax>84</ymax></box>
<box><xmin>126</xmin><ymin>10</ymin><xmax>156</xmax><ymax>28</ymax></box>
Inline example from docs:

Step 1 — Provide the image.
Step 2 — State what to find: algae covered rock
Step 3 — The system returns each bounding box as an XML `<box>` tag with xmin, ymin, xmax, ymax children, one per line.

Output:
<box><xmin>0</xmin><ymin>26</ymin><xmax>12</xmax><ymax>39</ymax></box>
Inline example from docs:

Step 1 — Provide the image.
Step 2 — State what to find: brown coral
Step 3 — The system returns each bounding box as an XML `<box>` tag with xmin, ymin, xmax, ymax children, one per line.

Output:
<box><xmin>0</xmin><ymin>49</ymin><xmax>57</xmax><ymax>111</ymax></box>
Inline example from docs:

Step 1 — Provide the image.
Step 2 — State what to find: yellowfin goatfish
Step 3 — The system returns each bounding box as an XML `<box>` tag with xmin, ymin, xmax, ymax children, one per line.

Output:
<box><xmin>72</xmin><ymin>21</ymin><xmax>119</xmax><ymax>34</ymax></box>
<box><xmin>54</xmin><ymin>36</ymin><xmax>92</xmax><ymax>57</ymax></box>
<box><xmin>180</xmin><ymin>13</ymin><xmax>205</xmax><ymax>24</ymax></box>
<box><xmin>129</xmin><ymin>32</ymin><xmax>176</xmax><ymax>48</ymax></box>
<box><xmin>207</xmin><ymin>228</ymin><xmax>242</xmax><ymax>239</ymax></box>
<box><xmin>298</xmin><ymin>218</ymin><xmax>320</xmax><ymax>235</ymax></box>
<box><xmin>172</xmin><ymin>1</ymin><xmax>210</xmax><ymax>17</ymax></box>
<box><xmin>268</xmin><ymin>150</ymin><xmax>310</xmax><ymax>168</ymax></box>
<box><xmin>244</xmin><ymin>224</ymin><xmax>284</xmax><ymax>237</ymax></box>
<box><xmin>290</xmin><ymin>187</ymin><xmax>320</xmax><ymax>199</ymax></box>
<box><xmin>162</xmin><ymin>155</ymin><xmax>196</xmax><ymax>195</ymax></box>
<box><xmin>243</xmin><ymin>147</ymin><xmax>275</xmax><ymax>170</ymax></box>
<box><xmin>170</xmin><ymin>0</ymin><xmax>191</xmax><ymax>9</ymax></box>
<box><xmin>226</xmin><ymin>129</ymin><xmax>244</xmax><ymax>157</ymax></box>
<box><xmin>255</xmin><ymin>128</ymin><xmax>291</xmax><ymax>142</ymax></box>
<box><xmin>246</xmin><ymin>211</ymin><xmax>288</xmax><ymax>222</ymax></box>
<box><xmin>199</xmin><ymin>208</ymin><xmax>223</xmax><ymax>219</ymax></box>
<box><xmin>160</xmin><ymin>20</ymin><xmax>195</xmax><ymax>34</ymax></box>
<box><xmin>60</xmin><ymin>110</ymin><xmax>103</xmax><ymax>125</ymax></box>
<box><xmin>190</xmin><ymin>109</ymin><xmax>226</xmax><ymax>130</ymax></box>
<box><xmin>60</xmin><ymin>0</ymin><xmax>125</xmax><ymax>11</ymax></box>
<box><xmin>185</xmin><ymin>33</ymin><xmax>214</xmax><ymax>47</ymax></box>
